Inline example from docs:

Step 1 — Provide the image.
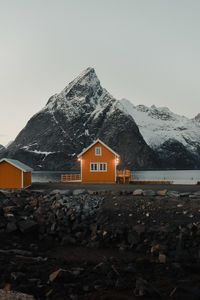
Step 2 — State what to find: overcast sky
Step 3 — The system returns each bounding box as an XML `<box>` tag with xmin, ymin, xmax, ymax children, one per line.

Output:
<box><xmin>0</xmin><ymin>0</ymin><xmax>200</xmax><ymax>146</ymax></box>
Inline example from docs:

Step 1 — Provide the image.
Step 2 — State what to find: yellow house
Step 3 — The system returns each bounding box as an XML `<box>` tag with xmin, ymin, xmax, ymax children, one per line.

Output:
<box><xmin>0</xmin><ymin>158</ymin><xmax>33</xmax><ymax>189</ymax></box>
<box><xmin>77</xmin><ymin>139</ymin><xmax>120</xmax><ymax>183</ymax></box>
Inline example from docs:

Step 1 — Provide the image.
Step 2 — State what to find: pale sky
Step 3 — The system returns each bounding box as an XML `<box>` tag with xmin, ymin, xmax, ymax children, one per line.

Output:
<box><xmin>0</xmin><ymin>0</ymin><xmax>200</xmax><ymax>146</ymax></box>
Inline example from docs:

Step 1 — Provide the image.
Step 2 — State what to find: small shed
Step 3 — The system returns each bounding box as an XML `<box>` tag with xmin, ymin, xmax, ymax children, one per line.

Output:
<box><xmin>77</xmin><ymin>139</ymin><xmax>120</xmax><ymax>183</ymax></box>
<box><xmin>0</xmin><ymin>158</ymin><xmax>33</xmax><ymax>189</ymax></box>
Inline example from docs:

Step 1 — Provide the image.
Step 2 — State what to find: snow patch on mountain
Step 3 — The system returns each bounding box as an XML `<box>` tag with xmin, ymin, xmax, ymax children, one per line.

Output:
<box><xmin>120</xmin><ymin>98</ymin><xmax>200</xmax><ymax>153</ymax></box>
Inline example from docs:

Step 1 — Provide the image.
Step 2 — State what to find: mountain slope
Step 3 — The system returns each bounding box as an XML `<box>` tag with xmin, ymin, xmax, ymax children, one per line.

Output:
<box><xmin>2</xmin><ymin>68</ymin><xmax>158</xmax><ymax>170</ymax></box>
<box><xmin>0</xmin><ymin>145</ymin><xmax>5</xmax><ymax>153</ymax></box>
<box><xmin>120</xmin><ymin>99</ymin><xmax>200</xmax><ymax>168</ymax></box>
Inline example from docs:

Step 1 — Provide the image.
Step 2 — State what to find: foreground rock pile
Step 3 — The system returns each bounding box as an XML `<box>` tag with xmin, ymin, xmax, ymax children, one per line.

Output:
<box><xmin>0</xmin><ymin>189</ymin><xmax>103</xmax><ymax>246</ymax></box>
<box><xmin>0</xmin><ymin>188</ymin><xmax>200</xmax><ymax>299</ymax></box>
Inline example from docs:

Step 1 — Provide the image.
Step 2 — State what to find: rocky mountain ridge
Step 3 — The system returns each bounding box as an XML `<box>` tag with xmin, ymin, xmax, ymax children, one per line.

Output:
<box><xmin>120</xmin><ymin>99</ymin><xmax>200</xmax><ymax>168</ymax></box>
<box><xmin>1</xmin><ymin>68</ymin><xmax>157</xmax><ymax>170</ymax></box>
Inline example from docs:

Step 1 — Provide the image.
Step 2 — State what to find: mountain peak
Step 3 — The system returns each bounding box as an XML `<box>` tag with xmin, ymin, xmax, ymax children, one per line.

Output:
<box><xmin>64</xmin><ymin>67</ymin><xmax>98</xmax><ymax>88</ymax></box>
<box><xmin>46</xmin><ymin>67</ymin><xmax>101</xmax><ymax>107</ymax></box>
<box><xmin>79</xmin><ymin>67</ymin><xmax>95</xmax><ymax>77</ymax></box>
<box><xmin>60</xmin><ymin>67</ymin><xmax>101</xmax><ymax>98</ymax></box>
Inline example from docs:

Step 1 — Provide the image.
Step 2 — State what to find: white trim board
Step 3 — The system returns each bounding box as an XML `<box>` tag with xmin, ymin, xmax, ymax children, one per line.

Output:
<box><xmin>21</xmin><ymin>171</ymin><xmax>24</xmax><ymax>189</ymax></box>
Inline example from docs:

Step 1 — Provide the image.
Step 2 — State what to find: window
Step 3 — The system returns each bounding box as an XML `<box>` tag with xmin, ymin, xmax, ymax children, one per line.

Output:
<box><xmin>90</xmin><ymin>162</ymin><xmax>107</xmax><ymax>172</ymax></box>
<box><xmin>95</xmin><ymin>147</ymin><xmax>102</xmax><ymax>156</ymax></box>
<box><xmin>99</xmin><ymin>163</ymin><xmax>107</xmax><ymax>172</ymax></box>
<box><xmin>90</xmin><ymin>163</ymin><xmax>98</xmax><ymax>172</ymax></box>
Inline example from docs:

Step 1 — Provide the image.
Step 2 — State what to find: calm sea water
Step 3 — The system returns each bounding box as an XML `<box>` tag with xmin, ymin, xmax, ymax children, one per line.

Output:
<box><xmin>32</xmin><ymin>170</ymin><xmax>200</xmax><ymax>184</ymax></box>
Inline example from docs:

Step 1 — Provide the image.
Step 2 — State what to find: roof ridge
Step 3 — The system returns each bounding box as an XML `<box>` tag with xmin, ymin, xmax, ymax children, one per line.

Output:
<box><xmin>0</xmin><ymin>158</ymin><xmax>33</xmax><ymax>172</ymax></box>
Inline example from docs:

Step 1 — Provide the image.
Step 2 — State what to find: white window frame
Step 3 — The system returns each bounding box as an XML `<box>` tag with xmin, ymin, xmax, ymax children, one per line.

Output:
<box><xmin>90</xmin><ymin>163</ymin><xmax>98</xmax><ymax>172</ymax></box>
<box><xmin>95</xmin><ymin>147</ymin><xmax>102</xmax><ymax>156</ymax></box>
<box><xmin>99</xmin><ymin>162</ymin><xmax>107</xmax><ymax>172</ymax></box>
<box><xmin>90</xmin><ymin>162</ymin><xmax>107</xmax><ymax>172</ymax></box>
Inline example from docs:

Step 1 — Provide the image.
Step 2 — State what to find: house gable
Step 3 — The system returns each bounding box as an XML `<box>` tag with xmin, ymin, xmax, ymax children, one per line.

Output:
<box><xmin>77</xmin><ymin>139</ymin><xmax>120</xmax><ymax>158</ymax></box>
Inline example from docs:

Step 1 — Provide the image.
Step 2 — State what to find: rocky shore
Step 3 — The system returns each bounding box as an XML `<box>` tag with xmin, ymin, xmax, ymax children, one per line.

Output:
<box><xmin>0</xmin><ymin>188</ymin><xmax>200</xmax><ymax>299</ymax></box>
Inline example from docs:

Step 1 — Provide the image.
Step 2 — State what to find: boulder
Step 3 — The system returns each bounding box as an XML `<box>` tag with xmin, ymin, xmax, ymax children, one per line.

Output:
<box><xmin>193</xmin><ymin>191</ymin><xmax>200</xmax><ymax>196</ymax></box>
<box><xmin>133</xmin><ymin>189</ymin><xmax>143</xmax><ymax>196</ymax></box>
<box><xmin>18</xmin><ymin>220</ymin><xmax>38</xmax><ymax>233</ymax></box>
<box><xmin>132</xmin><ymin>224</ymin><xmax>145</xmax><ymax>234</ymax></box>
<box><xmin>180</xmin><ymin>192</ymin><xmax>190</xmax><ymax>197</ymax></box>
<box><xmin>167</xmin><ymin>191</ymin><xmax>180</xmax><ymax>198</ymax></box>
<box><xmin>6</xmin><ymin>222</ymin><xmax>17</xmax><ymax>233</ymax></box>
<box><xmin>157</xmin><ymin>189</ymin><xmax>167</xmax><ymax>196</ymax></box>
<box><xmin>143</xmin><ymin>190</ymin><xmax>156</xmax><ymax>196</ymax></box>
<box><xmin>50</xmin><ymin>189</ymin><xmax>72</xmax><ymax>196</ymax></box>
<box><xmin>73</xmin><ymin>189</ymin><xmax>86</xmax><ymax>196</ymax></box>
<box><xmin>0</xmin><ymin>290</ymin><xmax>35</xmax><ymax>300</ymax></box>
<box><xmin>158</xmin><ymin>253</ymin><xmax>166</xmax><ymax>263</ymax></box>
<box><xmin>0</xmin><ymin>191</ymin><xmax>6</xmax><ymax>200</ymax></box>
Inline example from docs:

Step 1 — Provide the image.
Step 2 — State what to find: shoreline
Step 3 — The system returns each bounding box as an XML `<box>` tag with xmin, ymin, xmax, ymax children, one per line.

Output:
<box><xmin>28</xmin><ymin>182</ymin><xmax>200</xmax><ymax>193</ymax></box>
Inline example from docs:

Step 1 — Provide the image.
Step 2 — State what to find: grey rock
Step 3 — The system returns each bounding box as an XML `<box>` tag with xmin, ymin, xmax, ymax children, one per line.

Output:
<box><xmin>73</xmin><ymin>189</ymin><xmax>86</xmax><ymax>196</ymax></box>
<box><xmin>0</xmin><ymin>249</ymin><xmax>32</xmax><ymax>256</ymax></box>
<box><xmin>50</xmin><ymin>189</ymin><xmax>72</xmax><ymax>196</ymax></box>
<box><xmin>180</xmin><ymin>192</ymin><xmax>190</xmax><ymax>197</ymax></box>
<box><xmin>133</xmin><ymin>189</ymin><xmax>143</xmax><ymax>196</ymax></box>
<box><xmin>6</xmin><ymin>222</ymin><xmax>17</xmax><ymax>233</ymax></box>
<box><xmin>132</xmin><ymin>224</ymin><xmax>145</xmax><ymax>234</ymax></box>
<box><xmin>193</xmin><ymin>191</ymin><xmax>200</xmax><ymax>196</ymax></box>
<box><xmin>167</xmin><ymin>191</ymin><xmax>180</xmax><ymax>198</ymax></box>
<box><xmin>0</xmin><ymin>290</ymin><xmax>35</xmax><ymax>300</ymax></box>
<box><xmin>143</xmin><ymin>190</ymin><xmax>156</xmax><ymax>196</ymax></box>
<box><xmin>0</xmin><ymin>191</ymin><xmax>6</xmax><ymax>199</ymax></box>
<box><xmin>18</xmin><ymin>220</ymin><xmax>38</xmax><ymax>233</ymax></box>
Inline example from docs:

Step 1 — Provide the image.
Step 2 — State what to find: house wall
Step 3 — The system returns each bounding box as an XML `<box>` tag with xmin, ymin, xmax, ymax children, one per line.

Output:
<box><xmin>0</xmin><ymin>161</ymin><xmax>22</xmax><ymax>189</ymax></box>
<box><xmin>23</xmin><ymin>171</ymin><xmax>32</xmax><ymax>188</ymax></box>
<box><xmin>81</xmin><ymin>142</ymin><xmax>116</xmax><ymax>183</ymax></box>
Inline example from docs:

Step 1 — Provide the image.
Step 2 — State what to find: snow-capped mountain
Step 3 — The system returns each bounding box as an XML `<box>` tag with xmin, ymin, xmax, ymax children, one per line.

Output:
<box><xmin>2</xmin><ymin>67</ymin><xmax>157</xmax><ymax>170</ymax></box>
<box><xmin>2</xmin><ymin>67</ymin><xmax>200</xmax><ymax>170</ymax></box>
<box><xmin>120</xmin><ymin>99</ymin><xmax>200</xmax><ymax>168</ymax></box>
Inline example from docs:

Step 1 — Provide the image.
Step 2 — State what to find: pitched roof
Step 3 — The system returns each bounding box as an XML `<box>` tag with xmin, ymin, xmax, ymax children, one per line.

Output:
<box><xmin>0</xmin><ymin>158</ymin><xmax>33</xmax><ymax>172</ymax></box>
<box><xmin>77</xmin><ymin>139</ymin><xmax>120</xmax><ymax>158</ymax></box>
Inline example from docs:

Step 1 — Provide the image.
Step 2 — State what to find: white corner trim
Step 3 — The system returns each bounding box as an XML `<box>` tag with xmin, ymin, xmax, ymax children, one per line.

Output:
<box><xmin>80</xmin><ymin>158</ymin><xmax>82</xmax><ymax>182</ymax></box>
<box><xmin>115</xmin><ymin>156</ymin><xmax>117</xmax><ymax>182</ymax></box>
<box><xmin>21</xmin><ymin>171</ymin><xmax>24</xmax><ymax>189</ymax></box>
